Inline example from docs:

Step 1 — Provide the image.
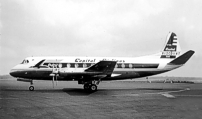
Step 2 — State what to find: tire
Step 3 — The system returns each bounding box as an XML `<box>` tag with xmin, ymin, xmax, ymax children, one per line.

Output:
<box><xmin>29</xmin><ymin>86</ymin><xmax>34</xmax><ymax>91</ymax></box>
<box><xmin>83</xmin><ymin>84</ymin><xmax>89</xmax><ymax>90</ymax></box>
<box><xmin>90</xmin><ymin>84</ymin><xmax>97</xmax><ymax>91</ymax></box>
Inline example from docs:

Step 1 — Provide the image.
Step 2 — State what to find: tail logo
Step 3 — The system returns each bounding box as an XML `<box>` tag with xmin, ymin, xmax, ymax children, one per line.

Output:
<box><xmin>161</xmin><ymin>33</ymin><xmax>181</xmax><ymax>59</ymax></box>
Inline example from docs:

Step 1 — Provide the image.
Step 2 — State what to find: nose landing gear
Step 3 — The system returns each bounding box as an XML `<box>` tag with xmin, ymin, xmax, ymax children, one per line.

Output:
<box><xmin>29</xmin><ymin>80</ymin><xmax>34</xmax><ymax>91</ymax></box>
<box><xmin>17</xmin><ymin>78</ymin><xmax>35</xmax><ymax>91</ymax></box>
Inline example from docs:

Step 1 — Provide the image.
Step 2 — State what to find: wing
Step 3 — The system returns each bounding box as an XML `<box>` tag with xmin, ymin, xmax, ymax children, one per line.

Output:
<box><xmin>59</xmin><ymin>61</ymin><xmax>117</xmax><ymax>79</ymax></box>
<box><xmin>85</xmin><ymin>61</ymin><xmax>117</xmax><ymax>77</ymax></box>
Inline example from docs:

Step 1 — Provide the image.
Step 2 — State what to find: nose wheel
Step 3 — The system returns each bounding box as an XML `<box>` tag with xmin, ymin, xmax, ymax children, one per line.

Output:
<box><xmin>29</xmin><ymin>86</ymin><xmax>34</xmax><ymax>91</ymax></box>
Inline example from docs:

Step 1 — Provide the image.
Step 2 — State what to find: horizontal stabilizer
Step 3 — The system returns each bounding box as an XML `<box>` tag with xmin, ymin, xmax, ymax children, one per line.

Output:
<box><xmin>169</xmin><ymin>50</ymin><xmax>195</xmax><ymax>65</ymax></box>
<box><xmin>85</xmin><ymin>61</ymin><xmax>117</xmax><ymax>76</ymax></box>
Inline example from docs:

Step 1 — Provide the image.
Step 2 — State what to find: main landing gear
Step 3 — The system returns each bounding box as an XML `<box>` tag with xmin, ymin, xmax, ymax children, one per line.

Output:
<box><xmin>83</xmin><ymin>83</ymin><xmax>97</xmax><ymax>92</ymax></box>
<box><xmin>82</xmin><ymin>80</ymin><xmax>100</xmax><ymax>92</ymax></box>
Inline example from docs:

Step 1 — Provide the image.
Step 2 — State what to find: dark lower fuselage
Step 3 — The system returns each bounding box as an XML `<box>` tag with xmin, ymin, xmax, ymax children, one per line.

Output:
<box><xmin>10</xmin><ymin>68</ymin><xmax>169</xmax><ymax>81</ymax></box>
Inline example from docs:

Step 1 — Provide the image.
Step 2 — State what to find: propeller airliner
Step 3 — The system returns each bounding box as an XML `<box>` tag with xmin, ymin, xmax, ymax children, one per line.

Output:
<box><xmin>10</xmin><ymin>32</ymin><xmax>195</xmax><ymax>91</ymax></box>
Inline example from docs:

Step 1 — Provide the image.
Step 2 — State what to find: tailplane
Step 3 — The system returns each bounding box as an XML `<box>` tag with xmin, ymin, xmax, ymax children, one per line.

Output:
<box><xmin>168</xmin><ymin>50</ymin><xmax>195</xmax><ymax>65</ymax></box>
<box><xmin>161</xmin><ymin>32</ymin><xmax>181</xmax><ymax>59</ymax></box>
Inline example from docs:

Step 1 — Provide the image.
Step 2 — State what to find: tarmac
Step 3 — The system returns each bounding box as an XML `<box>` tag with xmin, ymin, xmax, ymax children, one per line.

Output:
<box><xmin>1</xmin><ymin>79</ymin><xmax>202</xmax><ymax>119</ymax></box>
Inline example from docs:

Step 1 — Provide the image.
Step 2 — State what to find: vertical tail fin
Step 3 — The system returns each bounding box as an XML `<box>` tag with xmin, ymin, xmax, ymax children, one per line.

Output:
<box><xmin>161</xmin><ymin>32</ymin><xmax>181</xmax><ymax>59</ymax></box>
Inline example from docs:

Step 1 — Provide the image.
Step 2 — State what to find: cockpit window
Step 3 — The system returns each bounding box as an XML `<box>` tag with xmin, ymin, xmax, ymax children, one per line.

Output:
<box><xmin>21</xmin><ymin>60</ymin><xmax>25</xmax><ymax>64</ymax></box>
<box><xmin>21</xmin><ymin>60</ymin><xmax>29</xmax><ymax>64</ymax></box>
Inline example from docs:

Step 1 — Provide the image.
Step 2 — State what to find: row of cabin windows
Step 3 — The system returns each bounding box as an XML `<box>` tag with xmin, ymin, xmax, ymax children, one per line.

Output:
<box><xmin>43</xmin><ymin>63</ymin><xmax>158</xmax><ymax>69</ymax></box>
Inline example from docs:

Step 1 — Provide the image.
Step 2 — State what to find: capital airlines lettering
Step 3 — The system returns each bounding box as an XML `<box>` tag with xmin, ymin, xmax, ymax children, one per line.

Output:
<box><xmin>102</xmin><ymin>59</ymin><xmax>125</xmax><ymax>63</ymax></box>
<box><xmin>75</xmin><ymin>58</ymin><xmax>96</xmax><ymax>63</ymax></box>
<box><xmin>75</xmin><ymin>58</ymin><xmax>125</xmax><ymax>63</ymax></box>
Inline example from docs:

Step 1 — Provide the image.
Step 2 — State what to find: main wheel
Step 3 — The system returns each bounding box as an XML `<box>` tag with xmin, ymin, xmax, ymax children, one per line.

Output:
<box><xmin>90</xmin><ymin>84</ymin><xmax>97</xmax><ymax>92</ymax></box>
<box><xmin>29</xmin><ymin>86</ymin><xmax>34</xmax><ymax>91</ymax></box>
<box><xmin>83</xmin><ymin>84</ymin><xmax>90</xmax><ymax>90</ymax></box>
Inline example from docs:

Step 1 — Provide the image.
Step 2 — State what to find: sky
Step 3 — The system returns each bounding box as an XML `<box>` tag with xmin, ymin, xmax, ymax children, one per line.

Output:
<box><xmin>0</xmin><ymin>0</ymin><xmax>202</xmax><ymax>77</ymax></box>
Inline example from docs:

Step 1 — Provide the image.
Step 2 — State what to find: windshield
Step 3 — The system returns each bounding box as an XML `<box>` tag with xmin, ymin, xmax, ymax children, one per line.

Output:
<box><xmin>21</xmin><ymin>59</ymin><xmax>29</xmax><ymax>64</ymax></box>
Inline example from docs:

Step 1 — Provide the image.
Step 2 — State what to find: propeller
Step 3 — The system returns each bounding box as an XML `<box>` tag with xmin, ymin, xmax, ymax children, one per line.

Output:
<box><xmin>55</xmin><ymin>74</ymin><xmax>58</xmax><ymax>86</ymax></box>
<box><xmin>50</xmin><ymin>64</ymin><xmax>61</xmax><ymax>88</ymax></box>
<box><xmin>52</xmin><ymin>74</ymin><xmax>55</xmax><ymax>88</ymax></box>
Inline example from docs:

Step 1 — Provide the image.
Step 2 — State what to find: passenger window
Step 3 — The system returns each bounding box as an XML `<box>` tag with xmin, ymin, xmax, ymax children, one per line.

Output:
<box><xmin>115</xmin><ymin>64</ymin><xmax>118</xmax><ymax>68</ymax></box>
<box><xmin>67</xmin><ymin>63</ymin><xmax>70</xmax><ymax>68</ymax></box>
<box><xmin>58</xmin><ymin>63</ymin><xmax>62</xmax><ymax>68</ymax></box>
<box><xmin>86</xmin><ymin>63</ymin><xmax>91</xmax><ymax>67</ymax></box>
<box><xmin>75</xmin><ymin>63</ymin><xmax>78</xmax><ymax>68</ymax></box>
<box><xmin>125</xmin><ymin>64</ymin><xmax>129</xmax><ymax>68</ymax></box>
<box><xmin>129</xmin><ymin>64</ymin><xmax>132</xmax><ymax>68</ymax></box>
<box><xmin>70</xmin><ymin>63</ymin><xmax>75</xmax><ymax>68</ymax></box>
<box><xmin>117</xmin><ymin>64</ymin><xmax>122</xmax><ymax>68</ymax></box>
<box><xmin>83</xmin><ymin>63</ymin><xmax>87</xmax><ymax>68</ymax></box>
<box><xmin>121</xmin><ymin>64</ymin><xmax>125</xmax><ymax>68</ymax></box>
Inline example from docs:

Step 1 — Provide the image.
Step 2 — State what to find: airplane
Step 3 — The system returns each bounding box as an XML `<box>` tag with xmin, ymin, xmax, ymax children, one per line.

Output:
<box><xmin>10</xmin><ymin>32</ymin><xmax>195</xmax><ymax>91</ymax></box>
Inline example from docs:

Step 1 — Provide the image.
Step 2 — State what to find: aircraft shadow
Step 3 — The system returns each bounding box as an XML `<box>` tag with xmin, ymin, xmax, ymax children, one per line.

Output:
<box><xmin>0</xmin><ymin>88</ymin><xmax>64</xmax><ymax>93</ymax></box>
<box><xmin>1</xmin><ymin>87</ymin><xmax>185</xmax><ymax>97</ymax></box>
<box><xmin>62</xmin><ymin>88</ymin><xmax>98</xmax><ymax>96</ymax></box>
<box><xmin>134</xmin><ymin>88</ymin><xmax>183</xmax><ymax>91</ymax></box>
<box><xmin>0</xmin><ymin>88</ymin><xmax>93</xmax><ymax>96</ymax></box>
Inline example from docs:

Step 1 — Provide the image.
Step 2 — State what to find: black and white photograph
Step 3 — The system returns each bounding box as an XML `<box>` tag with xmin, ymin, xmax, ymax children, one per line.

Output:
<box><xmin>1</xmin><ymin>0</ymin><xmax>202</xmax><ymax>118</ymax></box>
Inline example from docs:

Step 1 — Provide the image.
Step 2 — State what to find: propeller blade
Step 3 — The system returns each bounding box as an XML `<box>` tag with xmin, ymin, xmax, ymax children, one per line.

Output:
<box><xmin>56</xmin><ymin>75</ymin><xmax>58</xmax><ymax>86</ymax></box>
<box><xmin>56</xmin><ymin>66</ymin><xmax>60</xmax><ymax>86</ymax></box>
<box><xmin>52</xmin><ymin>75</ymin><xmax>55</xmax><ymax>88</ymax></box>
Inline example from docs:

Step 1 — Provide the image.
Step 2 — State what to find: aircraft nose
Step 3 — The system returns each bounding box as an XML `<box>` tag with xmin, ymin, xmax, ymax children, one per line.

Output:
<box><xmin>10</xmin><ymin>65</ymin><xmax>20</xmax><ymax>77</ymax></box>
<box><xmin>9</xmin><ymin>69</ymin><xmax>17</xmax><ymax>77</ymax></box>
